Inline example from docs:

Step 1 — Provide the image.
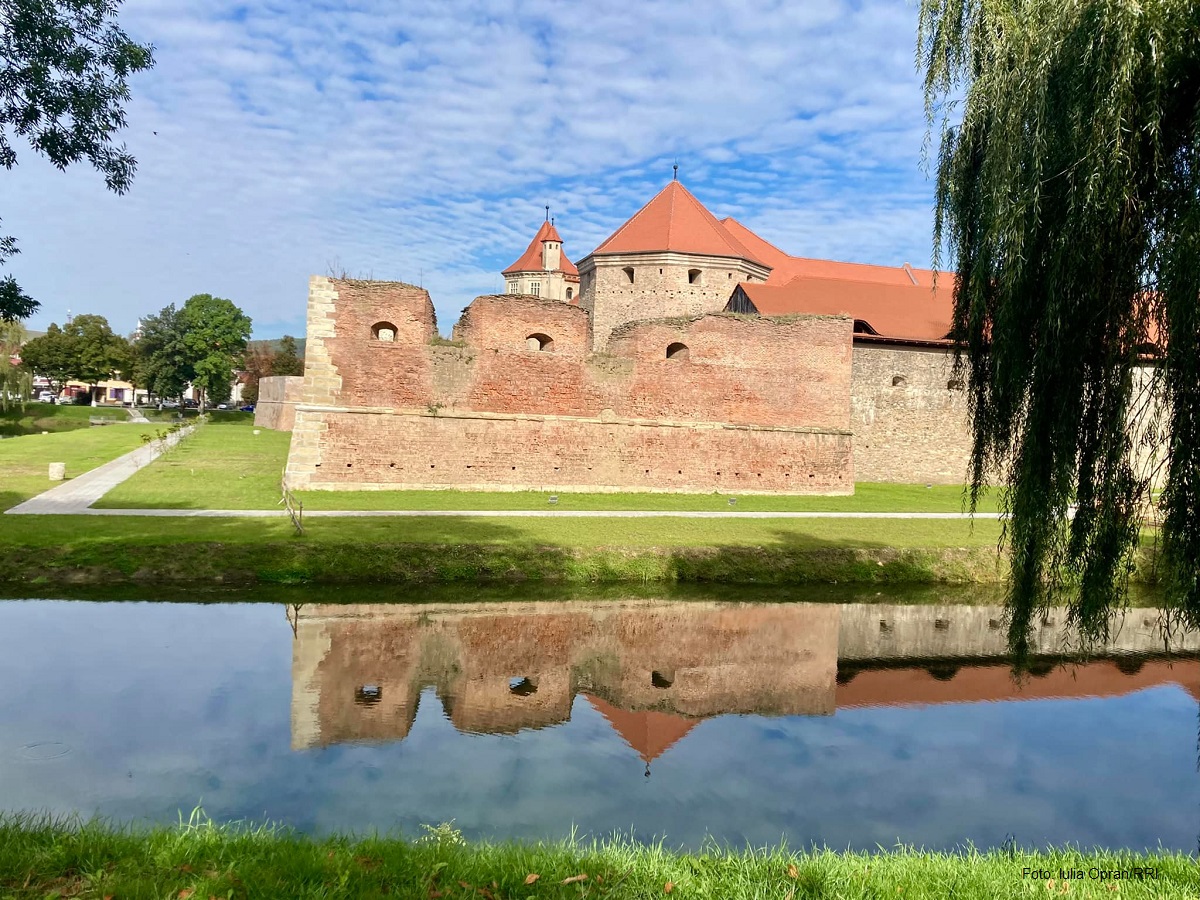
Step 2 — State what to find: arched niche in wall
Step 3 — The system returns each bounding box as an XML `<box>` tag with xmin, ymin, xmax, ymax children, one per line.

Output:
<box><xmin>526</xmin><ymin>333</ymin><xmax>555</xmax><ymax>352</ymax></box>
<box><xmin>687</xmin><ymin>268</ymin><xmax>702</xmax><ymax>285</ymax></box>
<box><xmin>622</xmin><ymin>266</ymin><xmax>635</xmax><ymax>284</ymax></box>
<box><xmin>666</xmin><ymin>342</ymin><xmax>690</xmax><ymax>360</ymax></box>
<box><xmin>372</xmin><ymin>321</ymin><xmax>397</xmax><ymax>342</ymax></box>
<box><xmin>892</xmin><ymin>374</ymin><xmax>908</xmax><ymax>388</ymax></box>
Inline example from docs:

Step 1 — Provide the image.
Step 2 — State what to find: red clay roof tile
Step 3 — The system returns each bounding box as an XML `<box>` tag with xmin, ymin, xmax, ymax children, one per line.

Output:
<box><xmin>503</xmin><ymin>220</ymin><xmax>577</xmax><ymax>276</ymax></box>
<box><xmin>592</xmin><ymin>182</ymin><xmax>764</xmax><ymax>264</ymax></box>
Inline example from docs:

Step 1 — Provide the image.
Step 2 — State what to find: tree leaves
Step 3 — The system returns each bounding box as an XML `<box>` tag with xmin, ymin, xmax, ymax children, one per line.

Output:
<box><xmin>919</xmin><ymin>0</ymin><xmax>1200</xmax><ymax>648</ymax></box>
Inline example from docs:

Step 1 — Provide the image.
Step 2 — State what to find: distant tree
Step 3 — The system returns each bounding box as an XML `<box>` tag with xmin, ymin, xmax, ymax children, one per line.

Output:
<box><xmin>271</xmin><ymin>335</ymin><xmax>304</xmax><ymax>376</ymax></box>
<box><xmin>179</xmin><ymin>294</ymin><xmax>251</xmax><ymax>411</ymax></box>
<box><xmin>66</xmin><ymin>314</ymin><xmax>129</xmax><ymax>385</ymax></box>
<box><xmin>0</xmin><ymin>319</ymin><xmax>30</xmax><ymax>408</ymax></box>
<box><xmin>133</xmin><ymin>304</ymin><xmax>192</xmax><ymax>403</ymax></box>
<box><xmin>240</xmin><ymin>342</ymin><xmax>276</xmax><ymax>406</ymax></box>
<box><xmin>20</xmin><ymin>314</ymin><xmax>128</xmax><ymax>396</ymax></box>
<box><xmin>18</xmin><ymin>322</ymin><xmax>74</xmax><ymax>393</ymax></box>
<box><xmin>0</xmin><ymin>0</ymin><xmax>155</xmax><ymax>320</ymax></box>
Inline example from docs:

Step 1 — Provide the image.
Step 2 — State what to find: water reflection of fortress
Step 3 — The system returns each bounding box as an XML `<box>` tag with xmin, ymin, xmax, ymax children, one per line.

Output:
<box><xmin>291</xmin><ymin>602</ymin><xmax>1200</xmax><ymax>760</ymax></box>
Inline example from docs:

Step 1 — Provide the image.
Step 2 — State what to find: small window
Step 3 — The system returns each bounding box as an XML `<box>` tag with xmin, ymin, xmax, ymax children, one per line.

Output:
<box><xmin>355</xmin><ymin>684</ymin><xmax>382</xmax><ymax>705</ymax></box>
<box><xmin>566</xmin><ymin>287</ymin><xmax>573</xmax><ymax>300</ymax></box>
<box><xmin>947</xmin><ymin>378</ymin><xmax>965</xmax><ymax>391</ymax></box>
<box><xmin>508</xmin><ymin>281</ymin><xmax>519</xmax><ymax>294</ymax></box>
<box><xmin>666</xmin><ymin>342</ymin><xmax>690</xmax><ymax>360</ymax></box>
<box><xmin>526</xmin><ymin>333</ymin><xmax>554</xmax><ymax>351</ymax></box>
<box><xmin>892</xmin><ymin>375</ymin><xmax>908</xmax><ymax>388</ymax></box>
<box><xmin>688</xmin><ymin>268</ymin><xmax>702</xmax><ymax>285</ymax></box>
<box><xmin>623</xmin><ymin>266</ymin><xmax>635</xmax><ymax>284</ymax></box>
<box><xmin>372</xmin><ymin>322</ymin><xmax>397</xmax><ymax>342</ymax></box>
<box><xmin>530</xmin><ymin>281</ymin><xmax>541</xmax><ymax>296</ymax></box>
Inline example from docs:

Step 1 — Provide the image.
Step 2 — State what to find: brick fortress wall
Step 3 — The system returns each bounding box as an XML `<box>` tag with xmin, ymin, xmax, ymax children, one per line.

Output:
<box><xmin>285</xmin><ymin>276</ymin><xmax>855</xmax><ymax>494</ymax></box>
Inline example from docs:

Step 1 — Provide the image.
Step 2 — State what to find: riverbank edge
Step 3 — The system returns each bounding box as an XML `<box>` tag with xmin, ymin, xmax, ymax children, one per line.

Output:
<box><xmin>1</xmin><ymin>817</ymin><xmax>1195</xmax><ymax>900</ymax></box>
<box><xmin>3</xmin><ymin>541</ymin><xmax>1012</xmax><ymax>586</ymax></box>
<box><xmin>0</xmin><ymin>541</ymin><xmax>1164</xmax><ymax>587</ymax></box>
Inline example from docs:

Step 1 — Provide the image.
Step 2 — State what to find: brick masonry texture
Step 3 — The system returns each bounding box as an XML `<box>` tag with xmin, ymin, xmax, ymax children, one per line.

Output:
<box><xmin>850</xmin><ymin>345</ymin><xmax>973</xmax><ymax>484</ymax></box>
<box><xmin>254</xmin><ymin>375</ymin><xmax>305</xmax><ymax>431</ymax></box>
<box><xmin>285</xmin><ymin>279</ymin><xmax>855</xmax><ymax>494</ymax></box>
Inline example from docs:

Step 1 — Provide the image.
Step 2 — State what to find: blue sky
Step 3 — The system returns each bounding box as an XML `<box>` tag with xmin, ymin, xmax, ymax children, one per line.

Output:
<box><xmin>6</xmin><ymin>0</ymin><xmax>941</xmax><ymax>339</ymax></box>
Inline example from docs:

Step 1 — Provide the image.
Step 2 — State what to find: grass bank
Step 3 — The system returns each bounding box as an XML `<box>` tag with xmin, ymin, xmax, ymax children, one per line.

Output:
<box><xmin>0</xmin><ymin>513</ymin><xmax>1007</xmax><ymax>586</ymax></box>
<box><xmin>96</xmin><ymin>417</ymin><xmax>1002</xmax><ymax>512</ymax></box>
<box><xmin>1</xmin><ymin>815</ymin><xmax>1193</xmax><ymax>900</ymax></box>
<box><xmin>0</xmin><ymin>402</ymin><xmax>118</xmax><ymax>437</ymax></box>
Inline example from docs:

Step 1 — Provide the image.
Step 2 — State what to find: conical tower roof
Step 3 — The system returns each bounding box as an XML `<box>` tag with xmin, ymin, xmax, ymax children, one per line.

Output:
<box><xmin>590</xmin><ymin>181</ymin><xmax>763</xmax><ymax>264</ymax></box>
<box><xmin>503</xmin><ymin>220</ymin><xmax>577</xmax><ymax>275</ymax></box>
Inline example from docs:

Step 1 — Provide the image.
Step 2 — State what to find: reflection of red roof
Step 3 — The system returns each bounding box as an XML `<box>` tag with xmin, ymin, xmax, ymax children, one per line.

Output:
<box><xmin>734</xmin><ymin>276</ymin><xmax>954</xmax><ymax>344</ymax></box>
<box><xmin>503</xmin><ymin>220</ymin><xmax>578</xmax><ymax>276</ymax></box>
<box><xmin>592</xmin><ymin>182</ymin><xmax>764</xmax><ymax>264</ymax></box>
<box><xmin>585</xmin><ymin>694</ymin><xmax>698</xmax><ymax>763</ymax></box>
<box><xmin>837</xmin><ymin>658</ymin><xmax>1200</xmax><ymax>709</ymax></box>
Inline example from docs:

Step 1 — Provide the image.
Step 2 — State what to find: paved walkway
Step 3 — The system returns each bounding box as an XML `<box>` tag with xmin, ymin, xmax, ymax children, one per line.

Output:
<box><xmin>4</xmin><ymin>429</ymin><xmax>1003</xmax><ymax>518</ymax></box>
<box><xmin>6</xmin><ymin>427</ymin><xmax>194</xmax><ymax>515</ymax></box>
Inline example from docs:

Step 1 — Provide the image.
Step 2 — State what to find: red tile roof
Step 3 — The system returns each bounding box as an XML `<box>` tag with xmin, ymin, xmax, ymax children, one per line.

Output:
<box><xmin>734</xmin><ymin>273</ymin><xmax>955</xmax><ymax>344</ymax></box>
<box><xmin>721</xmin><ymin>217</ymin><xmax>942</xmax><ymax>288</ymax></box>
<box><xmin>591</xmin><ymin>181</ymin><xmax>764</xmax><ymax>264</ymax></box>
<box><xmin>503</xmin><ymin>220</ymin><xmax>578</xmax><ymax>276</ymax></box>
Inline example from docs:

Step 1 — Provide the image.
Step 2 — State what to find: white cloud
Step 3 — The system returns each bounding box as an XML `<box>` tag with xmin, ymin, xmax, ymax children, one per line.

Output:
<box><xmin>6</xmin><ymin>0</ymin><xmax>941</xmax><ymax>337</ymax></box>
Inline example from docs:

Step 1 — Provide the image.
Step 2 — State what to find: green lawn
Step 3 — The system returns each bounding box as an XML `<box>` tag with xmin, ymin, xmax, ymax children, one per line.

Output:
<box><xmin>98</xmin><ymin>417</ymin><xmax>1001</xmax><ymax>513</ymax></box>
<box><xmin>0</xmin><ymin>425</ymin><xmax>152</xmax><ymax>511</ymax></box>
<box><xmin>2</xmin><ymin>815</ymin><xmax>1194</xmax><ymax>900</ymax></box>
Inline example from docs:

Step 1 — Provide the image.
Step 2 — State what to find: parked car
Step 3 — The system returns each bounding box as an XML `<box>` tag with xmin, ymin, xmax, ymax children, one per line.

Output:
<box><xmin>37</xmin><ymin>391</ymin><xmax>55</xmax><ymax>403</ymax></box>
<box><xmin>217</xmin><ymin>403</ymin><xmax>229</xmax><ymax>410</ymax></box>
<box><xmin>182</xmin><ymin>399</ymin><xmax>199</xmax><ymax>409</ymax></box>
<box><xmin>160</xmin><ymin>399</ymin><xmax>180</xmax><ymax>409</ymax></box>
<box><xmin>239</xmin><ymin>404</ymin><xmax>255</xmax><ymax>413</ymax></box>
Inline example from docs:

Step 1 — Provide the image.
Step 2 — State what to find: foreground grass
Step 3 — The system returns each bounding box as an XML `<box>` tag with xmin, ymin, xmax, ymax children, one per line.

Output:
<box><xmin>0</xmin><ymin>426</ymin><xmax>151</xmax><ymax>510</ymax></box>
<box><xmin>1</xmin><ymin>816</ymin><xmax>1194</xmax><ymax>900</ymax></box>
<box><xmin>98</xmin><ymin>417</ymin><xmax>1000</xmax><ymax>512</ymax></box>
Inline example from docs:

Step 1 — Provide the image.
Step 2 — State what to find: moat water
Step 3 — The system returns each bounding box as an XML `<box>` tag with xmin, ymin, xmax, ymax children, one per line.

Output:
<box><xmin>1</xmin><ymin>588</ymin><xmax>1198</xmax><ymax>853</ymax></box>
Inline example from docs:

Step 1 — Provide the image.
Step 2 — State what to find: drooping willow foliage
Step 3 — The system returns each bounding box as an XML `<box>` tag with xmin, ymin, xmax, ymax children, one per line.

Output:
<box><xmin>919</xmin><ymin>0</ymin><xmax>1200</xmax><ymax>654</ymax></box>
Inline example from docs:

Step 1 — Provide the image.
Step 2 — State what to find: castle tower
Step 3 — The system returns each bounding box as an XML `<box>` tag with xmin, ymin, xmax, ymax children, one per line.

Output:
<box><xmin>502</xmin><ymin>219</ymin><xmax>580</xmax><ymax>302</ymax></box>
<box><xmin>576</xmin><ymin>180</ymin><xmax>772</xmax><ymax>349</ymax></box>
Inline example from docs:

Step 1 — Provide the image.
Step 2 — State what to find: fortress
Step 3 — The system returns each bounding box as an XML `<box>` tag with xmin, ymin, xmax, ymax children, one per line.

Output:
<box><xmin>280</xmin><ymin>178</ymin><xmax>973</xmax><ymax>493</ymax></box>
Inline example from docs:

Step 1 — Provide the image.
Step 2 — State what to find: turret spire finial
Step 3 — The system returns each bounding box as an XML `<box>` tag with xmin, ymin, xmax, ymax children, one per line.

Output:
<box><xmin>673</xmin><ymin>161</ymin><xmax>678</xmax><ymax>181</ymax></box>
<box><xmin>545</xmin><ymin>205</ymin><xmax>550</xmax><ymax>222</ymax></box>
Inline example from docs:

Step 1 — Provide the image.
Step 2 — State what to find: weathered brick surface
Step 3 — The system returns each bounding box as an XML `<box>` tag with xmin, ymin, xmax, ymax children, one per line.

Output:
<box><xmin>850</xmin><ymin>345</ymin><xmax>973</xmax><ymax>484</ymax></box>
<box><xmin>580</xmin><ymin>256</ymin><xmax>765</xmax><ymax>349</ymax></box>
<box><xmin>254</xmin><ymin>375</ymin><xmax>304</xmax><ymax>431</ymax></box>
<box><xmin>286</xmin><ymin>279</ymin><xmax>855</xmax><ymax>494</ymax></box>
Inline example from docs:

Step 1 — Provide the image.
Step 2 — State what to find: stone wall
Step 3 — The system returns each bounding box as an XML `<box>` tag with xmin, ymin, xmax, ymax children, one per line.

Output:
<box><xmin>580</xmin><ymin>253</ymin><xmax>768</xmax><ymax>349</ymax></box>
<box><xmin>850</xmin><ymin>344</ymin><xmax>973</xmax><ymax>484</ymax></box>
<box><xmin>253</xmin><ymin>376</ymin><xmax>304</xmax><ymax>431</ymax></box>
<box><xmin>286</xmin><ymin>279</ymin><xmax>855</xmax><ymax>494</ymax></box>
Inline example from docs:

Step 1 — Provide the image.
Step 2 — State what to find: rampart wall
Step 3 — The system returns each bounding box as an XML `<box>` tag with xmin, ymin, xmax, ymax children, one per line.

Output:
<box><xmin>285</xmin><ymin>277</ymin><xmax>855</xmax><ymax>494</ymax></box>
<box><xmin>253</xmin><ymin>375</ymin><xmax>305</xmax><ymax>431</ymax></box>
<box><xmin>850</xmin><ymin>344</ymin><xmax>973</xmax><ymax>484</ymax></box>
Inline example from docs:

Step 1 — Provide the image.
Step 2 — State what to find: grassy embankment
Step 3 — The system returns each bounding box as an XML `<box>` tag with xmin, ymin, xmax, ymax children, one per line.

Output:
<box><xmin>0</xmin><ymin>402</ymin><xmax>120</xmax><ymax>437</ymax></box>
<box><xmin>0</xmin><ymin>416</ymin><xmax>1016</xmax><ymax>586</ymax></box>
<box><xmin>1</xmin><ymin>815</ymin><xmax>1194</xmax><ymax>900</ymax></box>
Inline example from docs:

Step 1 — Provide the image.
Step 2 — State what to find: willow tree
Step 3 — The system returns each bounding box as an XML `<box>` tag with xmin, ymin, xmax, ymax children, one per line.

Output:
<box><xmin>919</xmin><ymin>0</ymin><xmax>1200</xmax><ymax>653</ymax></box>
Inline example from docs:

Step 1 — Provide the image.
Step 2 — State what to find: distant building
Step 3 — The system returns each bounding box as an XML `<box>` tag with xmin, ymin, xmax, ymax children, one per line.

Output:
<box><xmin>502</xmin><ymin>219</ymin><xmax>580</xmax><ymax>302</ymax></box>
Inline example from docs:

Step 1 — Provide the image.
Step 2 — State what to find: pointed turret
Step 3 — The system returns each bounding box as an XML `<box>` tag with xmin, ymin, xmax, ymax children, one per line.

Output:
<box><xmin>501</xmin><ymin>219</ymin><xmax>580</xmax><ymax>302</ymax></box>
